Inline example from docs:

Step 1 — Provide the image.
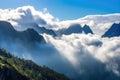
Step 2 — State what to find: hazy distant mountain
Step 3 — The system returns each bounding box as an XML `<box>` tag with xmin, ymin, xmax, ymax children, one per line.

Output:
<box><xmin>0</xmin><ymin>21</ymin><xmax>45</xmax><ymax>45</ymax></box>
<box><xmin>0</xmin><ymin>21</ymin><xmax>46</xmax><ymax>57</ymax></box>
<box><xmin>0</xmin><ymin>48</ymin><xmax>69</xmax><ymax>80</ymax></box>
<box><xmin>57</xmin><ymin>24</ymin><xmax>93</xmax><ymax>35</ymax></box>
<box><xmin>27</xmin><ymin>23</ymin><xmax>57</xmax><ymax>36</ymax></box>
<box><xmin>61</xmin><ymin>24</ymin><xmax>82</xmax><ymax>35</ymax></box>
<box><xmin>102</xmin><ymin>23</ymin><xmax>120</xmax><ymax>37</ymax></box>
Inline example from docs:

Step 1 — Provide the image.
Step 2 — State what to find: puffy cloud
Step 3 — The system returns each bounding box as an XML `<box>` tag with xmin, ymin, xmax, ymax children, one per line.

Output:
<box><xmin>0</xmin><ymin>6</ymin><xmax>120</xmax><ymax>36</ymax></box>
<box><xmin>43</xmin><ymin>33</ymin><xmax>120</xmax><ymax>79</ymax></box>
<box><xmin>43</xmin><ymin>33</ymin><xmax>120</xmax><ymax>64</ymax></box>
<box><xmin>0</xmin><ymin>6</ymin><xmax>59</xmax><ymax>30</ymax></box>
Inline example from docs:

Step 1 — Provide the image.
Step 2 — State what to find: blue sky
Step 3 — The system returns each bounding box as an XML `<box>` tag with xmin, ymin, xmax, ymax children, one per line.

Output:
<box><xmin>0</xmin><ymin>0</ymin><xmax>120</xmax><ymax>20</ymax></box>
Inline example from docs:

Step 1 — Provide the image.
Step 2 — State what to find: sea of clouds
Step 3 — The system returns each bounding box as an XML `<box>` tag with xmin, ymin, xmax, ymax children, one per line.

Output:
<box><xmin>43</xmin><ymin>33</ymin><xmax>120</xmax><ymax>79</ymax></box>
<box><xmin>0</xmin><ymin>6</ymin><xmax>120</xmax><ymax>35</ymax></box>
<box><xmin>0</xmin><ymin>6</ymin><xmax>120</xmax><ymax>80</ymax></box>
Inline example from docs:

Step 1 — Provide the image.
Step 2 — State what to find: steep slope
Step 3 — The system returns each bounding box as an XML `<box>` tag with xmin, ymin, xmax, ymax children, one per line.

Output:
<box><xmin>0</xmin><ymin>21</ymin><xmax>46</xmax><ymax>53</ymax></box>
<box><xmin>0</xmin><ymin>48</ymin><xmax>69</xmax><ymax>80</ymax></box>
<box><xmin>0</xmin><ymin>21</ymin><xmax>17</xmax><ymax>38</ymax></box>
<box><xmin>102</xmin><ymin>23</ymin><xmax>120</xmax><ymax>37</ymax></box>
<box><xmin>0</xmin><ymin>66</ymin><xmax>29</xmax><ymax>80</ymax></box>
<box><xmin>0</xmin><ymin>21</ymin><xmax>45</xmax><ymax>43</ymax></box>
<box><xmin>0</xmin><ymin>20</ymin><xmax>47</xmax><ymax>58</ymax></box>
<box><xmin>18</xmin><ymin>28</ymin><xmax>45</xmax><ymax>44</ymax></box>
<box><xmin>83</xmin><ymin>24</ymin><xmax>94</xmax><ymax>34</ymax></box>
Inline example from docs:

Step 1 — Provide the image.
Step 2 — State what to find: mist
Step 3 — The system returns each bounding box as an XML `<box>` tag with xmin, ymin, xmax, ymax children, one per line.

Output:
<box><xmin>42</xmin><ymin>33</ymin><xmax>120</xmax><ymax>80</ymax></box>
<box><xmin>0</xmin><ymin>33</ymin><xmax>78</xmax><ymax>79</ymax></box>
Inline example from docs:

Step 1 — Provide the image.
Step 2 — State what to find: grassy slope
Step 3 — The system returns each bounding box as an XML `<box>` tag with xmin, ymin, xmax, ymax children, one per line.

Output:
<box><xmin>0</xmin><ymin>48</ymin><xmax>69</xmax><ymax>80</ymax></box>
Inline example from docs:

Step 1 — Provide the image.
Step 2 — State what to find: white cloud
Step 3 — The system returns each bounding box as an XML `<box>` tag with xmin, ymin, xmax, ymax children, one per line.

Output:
<box><xmin>43</xmin><ymin>33</ymin><xmax>120</xmax><ymax>64</ymax></box>
<box><xmin>43</xmin><ymin>33</ymin><xmax>120</xmax><ymax>79</ymax></box>
<box><xmin>57</xmin><ymin>13</ymin><xmax>120</xmax><ymax>35</ymax></box>
<box><xmin>0</xmin><ymin>6</ymin><xmax>59</xmax><ymax>30</ymax></box>
<box><xmin>0</xmin><ymin>6</ymin><xmax>120</xmax><ymax>36</ymax></box>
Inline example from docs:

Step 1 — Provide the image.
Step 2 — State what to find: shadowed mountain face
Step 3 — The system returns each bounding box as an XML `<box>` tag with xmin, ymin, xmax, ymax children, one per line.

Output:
<box><xmin>0</xmin><ymin>48</ymin><xmax>70</xmax><ymax>80</ymax></box>
<box><xmin>57</xmin><ymin>24</ymin><xmax>93</xmax><ymax>35</ymax></box>
<box><xmin>0</xmin><ymin>21</ymin><xmax>17</xmax><ymax>38</ymax></box>
<box><xmin>0</xmin><ymin>21</ymin><xmax>45</xmax><ymax>44</ymax></box>
<box><xmin>102</xmin><ymin>23</ymin><xmax>120</xmax><ymax>37</ymax></box>
<box><xmin>29</xmin><ymin>23</ymin><xmax>57</xmax><ymax>36</ymax></box>
<box><xmin>0</xmin><ymin>21</ymin><xmax>46</xmax><ymax>57</ymax></box>
<box><xmin>18</xmin><ymin>23</ymin><xmax>57</xmax><ymax>36</ymax></box>
<box><xmin>83</xmin><ymin>24</ymin><xmax>94</xmax><ymax>34</ymax></box>
<box><xmin>18</xmin><ymin>28</ymin><xmax>45</xmax><ymax>43</ymax></box>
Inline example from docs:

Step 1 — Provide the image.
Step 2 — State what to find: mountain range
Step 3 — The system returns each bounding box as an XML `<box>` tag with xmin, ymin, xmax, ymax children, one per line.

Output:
<box><xmin>26</xmin><ymin>23</ymin><xmax>57</xmax><ymax>36</ymax></box>
<box><xmin>56</xmin><ymin>24</ymin><xmax>93</xmax><ymax>35</ymax></box>
<box><xmin>0</xmin><ymin>21</ymin><xmax>45</xmax><ymax>43</ymax></box>
<box><xmin>0</xmin><ymin>21</ymin><xmax>46</xmax><ymax>53</ymax></box>
<box><xmin>1</xmin><ymin>20</ymin><xmax>119</xmax><ymax>39</ymax></box>
<box><xmin>57</xmin><ymin>22</ymin><xmax>120</xmax><ymax>37</ymax></box>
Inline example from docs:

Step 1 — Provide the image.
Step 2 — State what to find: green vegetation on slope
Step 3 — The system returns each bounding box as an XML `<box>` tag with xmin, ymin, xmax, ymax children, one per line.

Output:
<box><xmin>0</xmin><ymin>48</ymin><xmax>69</xmax><ymax>80</ymax></box>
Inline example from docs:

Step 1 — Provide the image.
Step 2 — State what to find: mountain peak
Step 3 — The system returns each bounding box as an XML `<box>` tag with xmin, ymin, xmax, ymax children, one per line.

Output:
<box><xmin>0</xmin><ymin>21</ymin><xmax>16</xmax><ymax>36</ymax></box>
<box><xmin>83</xmin><ymin>24</ymin><xmax>94</xmax><ymax>34</ymax></box>
<box><xmin>0</xmin><ymin>21</ymin><xmax>45</xmax><ymax>51</ymax></box>
<box><xmin>102</xmin><ymin>23</ymin><xmax>120</xmax><ymax>37</ymax></box>
<box><xmin>20</xmin><ymin>28</ymin><xmax>45</xmax><ymax>43</ymax></box>
<box><xmin>59</xmin><ymin>24</ymin><xmax>82</xmax><ymax>35</ymax></box>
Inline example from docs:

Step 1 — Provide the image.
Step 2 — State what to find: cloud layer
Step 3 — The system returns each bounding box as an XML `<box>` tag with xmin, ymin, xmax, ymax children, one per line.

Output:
<box><xmin>43</xmin><ymin>33</ymin><xmax>120</xmax><ymax>79</ymax></box>
<box><xmin>58</xmin><ymin>13</ymin><xmax>120</xmax><ymax>35</ymax></box>
<box><xmin>0</xmin><ymin>6</ymin><xmax>59</xmax><ymax>30</ymax></box>
<box><xmin>0</xmin><ymin>6</ymin><xmax>120</xmax><ymax>35</ymax></box>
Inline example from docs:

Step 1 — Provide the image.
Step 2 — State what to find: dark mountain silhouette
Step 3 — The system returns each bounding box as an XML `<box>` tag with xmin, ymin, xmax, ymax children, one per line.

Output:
<box><xmin>0</xmin><ymin>48</ymin><xmax>70</xmax><ymax>80</ymax></box>
<box><xmin>57</xmin><ymin>24</ymin><xmax>93</xmax><ymax>35</ymax></box>
<box><xmin>0</xmin><ymin>21</ymin><xmax>46</xmax><ymax>56</ymax></box>
<box><xmin>28</xmin><ymin>23</ymin><xmax>57</xmax><ymax>36</ymax></box>
<box><xmin>0</xmin><ymin>21</ymin><xmax>17</xmax><ymax>38</ymax></box>
<box><xmin>83</xmin><ymin>24</ymin><xmax>93</xmax><ymax>34</ymax></box>
<box><xmin>0</xmin><ymin>21</ymin><xmax>45</xmax><ymax>44</ymax></box>
<box><xmin>18</xmin><ymin>28</ymin><xmax>45</xmax><ymax>43</ymax></box>
<box><xmin>102</xmin><ymin>23</ymin><xmax>120</xmax><ymax>37</ymax></box>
